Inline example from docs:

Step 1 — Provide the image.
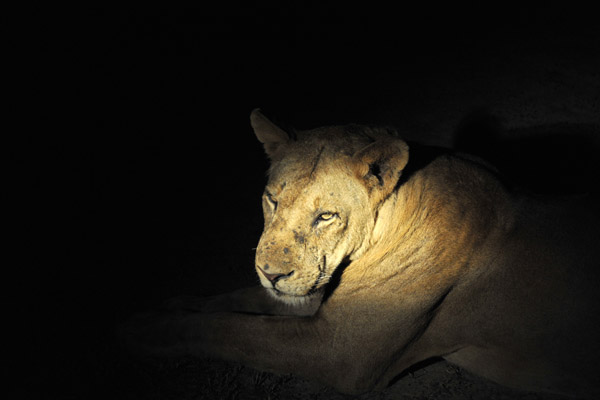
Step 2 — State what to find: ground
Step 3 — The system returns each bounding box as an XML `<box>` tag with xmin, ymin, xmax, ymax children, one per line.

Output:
<box><xmin>15</xmin><ymin>7</ymin><xmax>600</xmax><ymax>400</ymax></box>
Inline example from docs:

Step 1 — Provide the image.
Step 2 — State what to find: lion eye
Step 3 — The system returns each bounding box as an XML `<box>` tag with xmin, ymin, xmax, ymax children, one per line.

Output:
<box><xmin>265</xmin><ymin>192</ymin><xmax>276</xmax><ymax>204</ymax></box>
<box><xmin>264</xmin><ymin>192</ymin><xmax>278</xmax><ymax>210</ymax></box>
<box><xmin>319</xmin><ymin>213</ymin><xmax>334</xmax><ymax>221</ymax></box>
<box><xmin>315</xmin><ymin>212</ymin><xmax>336</xmax><ymax>225</ymax></box>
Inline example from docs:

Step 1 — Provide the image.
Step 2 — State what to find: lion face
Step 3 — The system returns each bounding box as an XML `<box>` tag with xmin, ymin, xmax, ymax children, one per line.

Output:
<box><xmin>250</xmin><ymin>109</ymin><xmax>409</xmax><ymax>304</ymax></box>
<box><xmin>255</xmin><ymin>163</ymin><xmax>373</xmax><ymax>303</ymax></box>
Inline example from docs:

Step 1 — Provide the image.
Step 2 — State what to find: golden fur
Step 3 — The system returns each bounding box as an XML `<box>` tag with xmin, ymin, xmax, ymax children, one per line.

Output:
<box><xmin>122</xmin><ymin>110</ymin><xmax>600</xmax><ymax>398</ymax></box>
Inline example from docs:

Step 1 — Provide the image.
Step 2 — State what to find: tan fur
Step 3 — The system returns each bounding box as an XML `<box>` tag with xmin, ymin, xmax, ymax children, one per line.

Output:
<box><xmin>122</xmin><ymin>110</ymin><xmax>600</xmax><ymax>398</ymax></box>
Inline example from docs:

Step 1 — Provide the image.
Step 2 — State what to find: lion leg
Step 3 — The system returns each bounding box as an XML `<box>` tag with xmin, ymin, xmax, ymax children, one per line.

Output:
<box><xmin>119</xmin><ymin>307</ymin><xmax>395</xmax><ymax>395</ymax></box>
<box><xmin>160</xmin><ymin>286</ymin><xmax>321</xmax><ymax>316</ymax></box>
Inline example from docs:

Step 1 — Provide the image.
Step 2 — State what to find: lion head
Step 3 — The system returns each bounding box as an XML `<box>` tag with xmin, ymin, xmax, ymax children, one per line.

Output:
<box><xmin>250</xmin><ymin>110</ymin><xmax>409</xmax><ymax>305</ymax></box>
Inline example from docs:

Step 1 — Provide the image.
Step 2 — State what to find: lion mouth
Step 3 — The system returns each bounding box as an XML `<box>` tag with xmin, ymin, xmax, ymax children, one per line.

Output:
<box><xmin>269</xmin><ymin>256</ymin><xmax>329</xmax><ymax>299</ymax></box>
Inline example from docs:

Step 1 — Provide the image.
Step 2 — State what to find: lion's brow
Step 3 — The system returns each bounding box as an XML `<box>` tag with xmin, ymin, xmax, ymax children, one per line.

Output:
<box><xmin>309</xmin><ymin>146</ymin><xmax>326</xmax><ymax>178</ymax></box>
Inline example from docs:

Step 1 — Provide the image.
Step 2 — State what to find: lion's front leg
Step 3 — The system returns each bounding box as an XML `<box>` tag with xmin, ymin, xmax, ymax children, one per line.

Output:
<box><xmin>161</xmin><ymin>286</ymin><xmax>322</xmax><ymax>316</ymax></box>
<box><xmin>119</xmin><ymin>308</ymin><xmax>326</xmax><ymax>362</ymax></box>
<box><xmin>119</xmin><ymin>307</ymin><xmax>384</xmax><ymax>394</ymax></box>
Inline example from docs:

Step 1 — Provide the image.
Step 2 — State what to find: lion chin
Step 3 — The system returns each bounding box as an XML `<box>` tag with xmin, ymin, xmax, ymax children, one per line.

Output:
<box><xmin>266</xmin><ymin>287</ymin><xmax>323</xmax><ymax>307</ymax></box>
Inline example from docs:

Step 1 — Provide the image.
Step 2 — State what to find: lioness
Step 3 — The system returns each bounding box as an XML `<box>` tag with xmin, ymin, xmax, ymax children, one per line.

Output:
<box><xmin>122</xmin><ymin>110</ymin><xmax>600</xmax><ymax>398</ymax></box>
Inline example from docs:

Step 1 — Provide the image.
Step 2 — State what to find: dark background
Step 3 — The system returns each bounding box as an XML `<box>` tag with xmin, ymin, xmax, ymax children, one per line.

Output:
<box><xmin>11</xmin><ymin>6</ymin><xmax>600</xmax><ymax>399</ymax></box>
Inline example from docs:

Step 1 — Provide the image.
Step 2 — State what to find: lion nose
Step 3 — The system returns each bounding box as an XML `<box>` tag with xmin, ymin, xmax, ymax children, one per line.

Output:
<box><xmin>257</xmin><ymin>265</ymin><xmax>294</xmax><ymax>284</ymax></box>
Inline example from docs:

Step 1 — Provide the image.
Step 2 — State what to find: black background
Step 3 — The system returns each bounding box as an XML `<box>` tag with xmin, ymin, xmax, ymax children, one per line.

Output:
<box><xmin>11</xmin><ymin>6</ymin><xmax>600</xmax><ymax>399</ymax></box>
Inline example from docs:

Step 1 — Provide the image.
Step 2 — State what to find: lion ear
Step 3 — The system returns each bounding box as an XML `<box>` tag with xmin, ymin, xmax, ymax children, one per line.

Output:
<box><xmin>353</xmin><ymin>139</ymin><xmax>409</xmax><ymax>202</ymax></box>
<box><xmin>250</xmin><ymin>109</ymin><xmax>290</xmax><ymax>158</ymax></box>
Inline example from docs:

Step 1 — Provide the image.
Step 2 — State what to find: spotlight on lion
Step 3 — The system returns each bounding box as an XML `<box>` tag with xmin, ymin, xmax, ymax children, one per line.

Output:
<box><xmin>120</xmin><ymin>109</ymin><xmax>600</xmax><ymax>399</ymax></box>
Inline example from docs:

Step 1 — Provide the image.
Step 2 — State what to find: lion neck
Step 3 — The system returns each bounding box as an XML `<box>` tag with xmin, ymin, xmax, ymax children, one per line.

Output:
<box><xmin>347</xmin><ymin>155</ymin><xmax>512</xmax><ymax>295</ymax></box>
